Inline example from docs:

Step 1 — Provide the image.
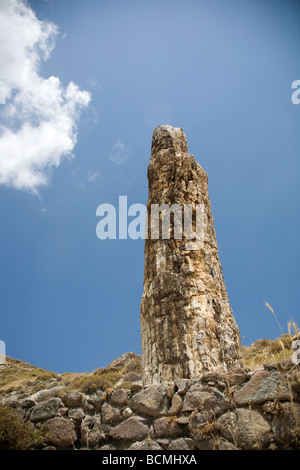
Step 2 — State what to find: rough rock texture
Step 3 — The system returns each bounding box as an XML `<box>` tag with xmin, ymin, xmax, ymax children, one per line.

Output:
<box><xmin>44</xmin><ymin>417</ymin><xmax>78</xmax><ymax>449</ymax></box>
<box><xmin>140</xmin><ymin>125</ymin><xmax>242</xmax><ymax>385</ymax></box>
<box><xmin>218</xmin><ymin>408</ymin><xmax>271</xmax><ymax>450</ymax></box>
<box><xmin>1</xmin><ymin>359</ymin><xmax>299</xmax><ymax>450</ymax></box>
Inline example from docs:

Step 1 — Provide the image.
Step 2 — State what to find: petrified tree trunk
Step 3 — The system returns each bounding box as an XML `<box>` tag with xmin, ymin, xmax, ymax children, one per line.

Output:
<box><xmin>140</xmin><ymin>125</ymin><xmax>242</xmax><ymax>385</ymax></box>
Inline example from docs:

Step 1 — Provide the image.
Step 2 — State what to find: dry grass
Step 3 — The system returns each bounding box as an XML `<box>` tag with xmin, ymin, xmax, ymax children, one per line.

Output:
<box><xmin>0</xmin><ymin>357</ymin><xmax>58</xmax><ymax>395</ymax></box>
<box><xmin>0</xmin><ymin>352</ymin><xmax>142</xmax><ymax>397</ymax></box>
<box><xmin>241</xmin><ymin>334</ymin><xmax>294</xmax><ymax>369</ymax></box>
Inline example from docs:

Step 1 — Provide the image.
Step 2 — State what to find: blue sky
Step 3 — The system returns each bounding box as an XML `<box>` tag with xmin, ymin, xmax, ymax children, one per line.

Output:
<box><xmin>0</xmin><ymin>0</ymin><xmax>299</xmax><ymax>373</ymax></box>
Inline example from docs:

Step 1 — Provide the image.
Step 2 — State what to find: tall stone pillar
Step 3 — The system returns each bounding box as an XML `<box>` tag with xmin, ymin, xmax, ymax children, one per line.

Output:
<box><xmin>140</xmin><ymin>125</ymin><xmax>242</xmax><ymax>385</ymax></box>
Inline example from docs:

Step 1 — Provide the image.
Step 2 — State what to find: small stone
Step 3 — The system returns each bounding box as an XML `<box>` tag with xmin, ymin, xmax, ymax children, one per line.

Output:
<box><xmin>81</xmin><ymin>415</ymin><xmax>106</xmax><ymax>448</ymax></box>
<box><xmin>99</xmin><ymin>444</ymin><xmax>118</xmax><ymax>450</ymax></box>
<box><xmin>109</xmin><ymin>416</ymin><xmax>149</xmax><ymax>441</ymax></box>
<box><xmin>188</xmin><ymin>411</ymin><xmax>213</xmax><ymax>434</ymax></box>
<box><xmin>44</xmin><ymin>417</ymin><xmax>78</xmax><ymax>449</ymax></box>
<box><xmin>130</xmin><ymin>383</ymin><xmax>143</xmax><ymax>393</ymax></box>
<box><xmin>110</xmin><ymin>389</ymin><xmax>130</xmax><ymax>407</ymax></box>
<box><xmin>82</xmin><ymin>402</ymin><xmax>95</xmax><ymax>414</ymax></box>
<box><xmin>30</xmin><ymin>398</ymin><xmax>62</xmax><ymax>422</ymax></box>
<box><xmin>128</xmin><ymin>438</ymin><xmax>163</xmax><ymax>450</ymax></box>
<box><xmin>168</xmin><ymin>394</ymin><xmax>183</xmax><ymax>416</ymax></box>
<box><xmin>233</xmin><ymin>370</ymin><xmax>292</xmax><ymax>405</ymax></box>
<box><xmin>68</xmin><ymin>408</ymin><xmax>85</xmax><ymax>422</ymax></box>
<box><xmin>58</xmin><ymin>407</ymin><xmax>69</xmax><ymax>416</ymax></box>
<box><xmin>131</xmin><ymin>383</ymin><xmax>169</xmax><ymax>416</ymax></box>
<box><xmin>212</xmin><ymin>437</ymin><xmax>239</xmax><ymax>450</ymax></box>
<box><xmin>176</xmin><ymin>416</ymin><xmax>189</xmax><ymax>425</ymax></box>
<box><xmin>168</xmin><ymin>438</ymin><xmax>196</xmax><ymax>450</ymax></box>
<box><xmin>226</xmin><ymin>369</ymin><xmax>249</xmax><ymax>386</ymax></box>
<box><xmin>196</xmin><ymin>439</ymin><xmax>212</xmax><ymax>450</ymax></box>
<box><xmin>1</xmin><ymin>396</ymin><xmax>19</xmax><ymax>408</ymax></box>
<box><xmin>61</xmin><ymin>391</ymin><xmax>83</xmax><ymax>408</ymax></box>
<box><xmin>272</xmin><ymin>402</ymin><xmax>300</xmax><ymax>442</ymax></box>
<box><xmin>123</xmin><ymin>407</ymin><xmax>133</xmax><ymax>418</ymax></box>
<box><xmin>101</xmin><ymin>403</ymin><xmax>121</xmax><ymax>424</ymax></box>
<box><xmin>182</xmin><ymin>385</ymin><xmax>228</xmax><ymax>415</ymax></box>
<box><xmin>167</xmin><ymin>383</ymin><xmax>176</xmax><ymax>399</ymax></box>
<box><xmin>218</xmin><ymin>408</ymin><xmax>271</xmax><ymax>450</ymax></box>
<box><xmin>21</xmin><ymin>397</ymin><xmax>36</xmax><ymax>409</ymax></box>
<box><xmin>175</xmin><ymin>379</ymin><xmax>191</xmax><ymax>395</ymax></box>
<box><xmin>153</xmin><ymin>417</ymin><xmax>182</xmax><ymax>438</ymax></box>
<box><xmin>85</xmin><ymin>391</ymin><xmax>106</xmax><ymax>411</ymax></box>
<box><xmin>157</xmin><ymin>438</ymin><xmax>170</xmax><ymax>447</ymax></box>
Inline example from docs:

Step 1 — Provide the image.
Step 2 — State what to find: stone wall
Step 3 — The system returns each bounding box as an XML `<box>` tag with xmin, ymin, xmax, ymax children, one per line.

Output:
<box><xmin>2</xmin><ymin>360</ymin><xmax>299</xmax><ymax>450</ymax></box>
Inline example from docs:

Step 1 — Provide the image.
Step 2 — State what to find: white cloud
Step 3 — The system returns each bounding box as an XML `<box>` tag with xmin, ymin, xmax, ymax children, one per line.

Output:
<box><xmin>0</xmin><ymin>0</ymin><xmax>91</xmax><ymax>193</ymax></box>
<box><xmin>87</xmin><ymin>171</ymin><xmax>100</xmax><ymax>182</ymax></box>
<box><xmin>86</xmin><ymin>74</ymin><xmax>101</xmax><ymax>89</ymax></box>
<box><xmin>109</xmin><ymin>140</ymin><xmax>129</xmax><ymax>165</ymax></box>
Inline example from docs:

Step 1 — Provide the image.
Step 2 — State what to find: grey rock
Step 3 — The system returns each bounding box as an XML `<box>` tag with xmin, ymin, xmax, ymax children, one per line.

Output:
<box><xmin>109</xmin><ymin>416</ymin><xmax>149</xmax><ymax>441</ymax></box>
<box><xmin>110</xmin><ymin>389</ymin><xmax>130</xmax><ymax>407</ymax></box>
<box><xmin>44</xmin><ymin>417</ymin><xmax>78</xmax><ymax>449</ymax></box>
<box><xmin>153</xmin><ymin>417</ymin><xmax>182</xmax><ymax>438</ymax></box>
<box><xmin>130</xmin><ymin>383</ymin><xmax>143</xmax><ymax>393</ymax></box>
<box><xmin>101</xmin><ymin>403</ymin><xmax>121</xmax><ymax>424</ymax></box>
<box><xmin>168</xmin><ymin>438</ymin><xmax>196</xmax><ymax>450</ymax></box>
<box><xmin>21</xmin><ymin>397</ymin><xmax>36</xmax><ymax>409</ymax></box>
<box><xmin>81</xmin><ymin>415</ymin><xmax>106</xmax><ymax>449</ymax></box>
<box><xmin>61</xmin><ymin>391</ymin><xmax>83</xmax><ymax>408</ymax></box>
<box><xmin>224</xmin><ymin>368</ymin><xmax>249</xmax><ymax>386</ymax></box>
<box><xmin>99</xmin><ymin>444</ymin><xmax>118</xmax><ymax>450</ymax></box>
<box><xmin>167</xmin><ymin>383</ymin><xmax>176</xmax><ymax>399</ymax></box>
<box><xmin>30</xmin><ymin>386</ymin><xmax>64</xmax><ymax>403</ymax></box>
<box><xmin>272</xmin><ymin>402</ymin><xmax>300</xmax><ymax>442</ymax></box>
<box><xmin>68</xmin><ymin>408</ymin><xmax>85</xmax><ymax>422</ymax></box>
<box><xmin>131</xmin><ymin>383</ymin><xmax>169</xmax><ymax>416</ymax></box>
<box><xmin>233</xmin><ymin>370</ymin><xmax>292</xmax><ymax>405</ymax></box>
<box><xmin>212</xmin><ymin>437</ymin><xmax>239</xmax><ymax>450</ymax></box>
<box><xmin>182</xmin><ymin>385</ymin><xmax>228</xmax><ymax>415</ymax></box>
<box><xmin>128</xmin><ymin>438</ymin><xmax>163</xmax><ymax>450</ymax></box>
<box><xmin>218</xmin><ymin>408</ymin><xmax>271</xmax><ymax>450</ymax></box>
<box><xmin>168</xmin><ymin>394</ymin><xmax>183</xmax><ymax>416</ymax></box>
<box><xmin>58</xmin><ymin>407</ymin><xmax>69</xmax><ymax>416</ymax></box>
<box><xmin>175</xmin><ymin>379</ymin><xmax>191</xmax><ymax>395</ymax></box>
<box><xmin>1</xmin><ymin>396</ymin><xmax>20</xmax><ymax>408</ymax></box>
<box><xmin>30</xmin><ymin>397</ymin><xmax>62</xmax><ymax>422</ymax></box>
<box><xmin>84</xmin><ymin>390</ymin><xmax>105</xmax><ymax>412</ymax></box>
<box><xmin>188</xmin><ymin>411</ymin><xmax>213</xmax><ymax>430</ymax></box>
<box><xmin>176</xmin><ymin>416</ymin><xmax>189</xmax><ymax>425</ymax></box>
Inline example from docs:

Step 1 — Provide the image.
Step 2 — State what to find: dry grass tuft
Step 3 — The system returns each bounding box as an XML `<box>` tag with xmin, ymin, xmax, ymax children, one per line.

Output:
<box><xmin>241</xmin><ymin>334</ymin><xmax>294</xmax><ymax>369</ymax></box>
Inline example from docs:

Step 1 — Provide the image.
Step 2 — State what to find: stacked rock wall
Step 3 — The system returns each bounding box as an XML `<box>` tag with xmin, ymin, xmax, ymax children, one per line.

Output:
<box><xmin>2</xmin><ymin>360</ymin><xmax>299</xmax><ymax>450</ymax></box>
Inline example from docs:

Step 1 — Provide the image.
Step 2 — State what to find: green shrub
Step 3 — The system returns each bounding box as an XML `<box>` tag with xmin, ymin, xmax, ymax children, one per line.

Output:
<box><xmin>0</xmin><ymin>405</ymin><xmax>45</xmax><ymax>450</ymax></box>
